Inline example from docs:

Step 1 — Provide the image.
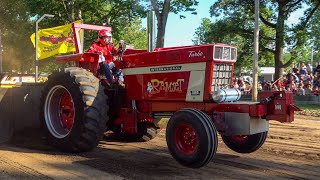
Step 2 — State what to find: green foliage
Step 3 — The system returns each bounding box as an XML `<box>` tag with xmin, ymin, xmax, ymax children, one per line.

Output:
<box><xmin>0</xmin><ymin>0</ymin><xmax>34</xmax><ymax>73</ymax></box>
<box><xmin>204</xmin><ymin>0</ymin><xmax>320</xmax><ymax>78</ymax></box>
<box><xmin>194</xmin><ymin>17</ymin><xmax>274</xmax><ymax>72</ymax></box>
<box><xmin>117</xmin><ymin>19</ymin><xmax>147</xmax><ymax>49</ymax></box>
<box><xmin>146</xmin><ymin>0</ymin><xmax>199</xmax><ymax>47</ymax></box>
<box><xmin>1</xmin><ymin>0</ymin><xmax>148</xmax><ymax>73</ymax></box>
<box><xmin>307</xmin><ymin>10</ymin><xmax>320</xmax><ymax>66</ymax></box>
<box><xmin>296</xmin><ymin>104</ymin><xmax>320</xmax><ymax>111</ymax></box>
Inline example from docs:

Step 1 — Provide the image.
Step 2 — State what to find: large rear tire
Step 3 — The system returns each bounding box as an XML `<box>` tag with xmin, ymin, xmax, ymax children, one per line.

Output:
<box><xmin>221</xmin><ymin>131</ymin><xmax>268</xmax><ymax>153</ymax></box>
<box><xmin>40</xmin><ymin>67</ymin><xmax>109</xmax><ymax>152</ymax></box>
<box><xmin>166</xmin><ymin>109</ymin><xmax>218</xmax><ymax>168</ymax></box>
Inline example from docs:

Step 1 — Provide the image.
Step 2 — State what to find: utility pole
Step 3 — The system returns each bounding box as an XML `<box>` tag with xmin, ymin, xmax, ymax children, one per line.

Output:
<box><xmin>311</xmin><ymin>48</ymin><xmax>313</xmax><ymax>66</ymax></box>
<box><xmin>252</xmin><ymin>0</ymin><xmax>259</xmax><ymax>102</ymax></box>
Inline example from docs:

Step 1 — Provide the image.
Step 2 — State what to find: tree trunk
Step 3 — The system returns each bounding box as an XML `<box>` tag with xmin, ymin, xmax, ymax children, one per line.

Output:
<box><xmin>152</xmin><ymin>0</ymin><xmax>170</xmax><ymax>48</ymax></box>
<box><xmin>274</xmin><ymin>3</ymin><xmax>285</xmax><ymax>80</ymax></box>
<box><xmin>156</xmin><ymin>18</ymin><xmax>166</xmax><ymax>48</ymax></box>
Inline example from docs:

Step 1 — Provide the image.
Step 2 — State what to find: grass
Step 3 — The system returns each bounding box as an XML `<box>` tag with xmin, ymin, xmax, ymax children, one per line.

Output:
<box><xmin>296</xmin><ymin>104</ymin><xmax>320</xmax><ymax>110</ymax></box>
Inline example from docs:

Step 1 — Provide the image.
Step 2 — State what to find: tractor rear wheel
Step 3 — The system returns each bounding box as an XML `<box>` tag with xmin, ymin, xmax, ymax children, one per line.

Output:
<box><xmin>166</xmin><ymin>109</ymin><xmax>218</xmax><ymax>168</ymax></box>
<box><xmin>40</xmin><ymin>67</ymin><xmax>109</xmax><ymax>152</ymax></box>
<box><xmin>221</xmin><ymin>131</ymin><xmax>268</xmax><ymax>153</ymax></box>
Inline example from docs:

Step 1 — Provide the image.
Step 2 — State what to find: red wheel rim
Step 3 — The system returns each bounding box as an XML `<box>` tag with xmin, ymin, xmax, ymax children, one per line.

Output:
<box><xmin>59</xmin><ymin>91</ymin><xmax>75</xmax><ymax>130</ymax></box>
<box><xmin>231</xmin><ymin>135</ymin><xmax>248</xmax><ymax>143</ymax></box>
<box><xmin>174</xmin><ymin>124</ymin><xmax>198</xmax><ymax>155</ymax></box>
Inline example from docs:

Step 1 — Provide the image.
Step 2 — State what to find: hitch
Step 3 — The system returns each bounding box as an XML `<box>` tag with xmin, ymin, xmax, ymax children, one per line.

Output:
<box><xmin>260</xmin><ymin>91</ymin><xmax>302</xmax><ymax>123</ymax></box>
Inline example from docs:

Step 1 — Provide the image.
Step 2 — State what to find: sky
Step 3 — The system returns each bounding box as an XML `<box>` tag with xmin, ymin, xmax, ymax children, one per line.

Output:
<box><xmin>142</xmin><ymin>0</ymin><xmax>213</xmax><ymax>47</ymax></box>
<box><xmin>142</xmin><ymin>1</ymin><xmax>305</xmax><ymax>48</ymax></box>
<box><xmin>164</xmin><ymin>1</ymin><xmax>213</xmax><ymax>47</ymax></box>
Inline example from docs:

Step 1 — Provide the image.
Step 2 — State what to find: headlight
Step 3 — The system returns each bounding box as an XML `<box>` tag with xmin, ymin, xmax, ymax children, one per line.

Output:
<box><xmin>211</xmin><ymin>88</ymin><xmax>241</xmax><ymax>103</ymax></box>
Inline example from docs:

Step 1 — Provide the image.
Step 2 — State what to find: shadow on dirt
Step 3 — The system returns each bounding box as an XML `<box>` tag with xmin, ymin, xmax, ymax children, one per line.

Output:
<box><xmin>2</xmin><ymin>129</ymin><xmax>319</xmax><ymax>180</ymax></box>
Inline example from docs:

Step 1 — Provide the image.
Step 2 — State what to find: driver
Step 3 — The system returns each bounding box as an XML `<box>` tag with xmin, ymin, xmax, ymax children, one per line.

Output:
<box><xmin>87</xmin><ymin>29</ymin><xmax>124</xmax><ymax>86</ymax></box>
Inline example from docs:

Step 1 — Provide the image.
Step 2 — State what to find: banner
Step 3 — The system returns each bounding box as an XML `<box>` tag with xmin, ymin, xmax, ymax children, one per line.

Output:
<box><xmin>30</xmin><ymin>20</ymin><xmax>82</xmax><ymax>60</ymax></box>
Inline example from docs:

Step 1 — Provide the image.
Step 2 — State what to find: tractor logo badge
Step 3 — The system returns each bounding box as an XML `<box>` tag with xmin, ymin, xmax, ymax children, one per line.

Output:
<box><xmin>150</xmin><ymin>66</ymin><xmax>182</xmax><ymax>72</ymax></box>
<box><xmin>147</xmin><ymin>82</ymin><xmax>153</xmax><ymax>94</ymax></box>
<box><xmin>189</xmin><ymin>50</ymin><xmax>203</xmax><ymax>57</ymax></box>
<box><xmin>275</xmin><ymin>104</ymin><xmax>282</xmax><ymax>110</ymax></box>
<box><xmin>147</xmin><ymin>79</ymin><xmax>185</xmax><ymax>94</ymax></box>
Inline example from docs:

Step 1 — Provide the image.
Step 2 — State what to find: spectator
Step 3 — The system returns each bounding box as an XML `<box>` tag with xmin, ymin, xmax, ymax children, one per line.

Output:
<box><xmin>316</xmin><ymin>64</ymin><xmax>320</xmax><ymax>74</ymax></box>
<box><xmin>271</xmin><ymin>83</ymin><xmax>279</xmax><ymax>91</ymax></box>
<box><xmin>307</xmin><ymin>64</ymin><xmax>313</xmax><ymax>74</ymax></box>
<box><xmin>238</xmin><ymin>78</ymin><xmax>246</xmax><ymax>92</ymax></box>
<box><xmin>296</xmin><ymin>84</ymin><xmax>305</xmax><ymax>96</ymax></box>
<box><xmin>304</xmin><ymin>84</ymin><xmax>313</xmax><ymax>95</ymax></box>
<box><xmin>293</xmin><ymin>67</ymin><xmax>299</xmax><ymax>74</ymax></box>
<box><xmin>233</xmin><ymin>79</ymin><xmax>239</xmax><ymax>89</ymax></box>
<box><xmin>312</xmin><ymin>86</ymin><xmax>319</xmax><ymax>96</ymax></box>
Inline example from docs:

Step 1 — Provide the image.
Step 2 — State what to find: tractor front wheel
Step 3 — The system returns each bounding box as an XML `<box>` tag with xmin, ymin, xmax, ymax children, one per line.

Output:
<box><xmin>221</xmin><ymin>131</ymin><xmax>268</xmax><ymax>153</ymax></box>
<box><xmin>166</xmin><ymin>109</ymin><xmax>218</xmax><ymax>168</ymax></box>
<box><xmin>40</xmin><ymin>67</ymin><xmax>109</xmax><ymax>152</ymax></box>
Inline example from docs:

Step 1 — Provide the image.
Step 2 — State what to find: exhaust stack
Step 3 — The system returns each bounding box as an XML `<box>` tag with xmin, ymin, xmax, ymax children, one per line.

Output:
<box><xmin>147</xmin><ymin>11</ymin><xmax>156</xmax><ymax>52</ymax></box>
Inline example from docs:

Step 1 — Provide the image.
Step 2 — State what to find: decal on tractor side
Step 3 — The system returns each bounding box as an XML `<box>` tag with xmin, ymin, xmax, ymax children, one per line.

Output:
<box><xmin>188</xmin><ymin>50</ymin><xmax>203</xmax><ymax>58</ymax></box>
<box><xmin>150</xmin><ymin>66</ymin><xmax>182</xmax><ymax>72</ymax></box>
<box><xmin>147</xmin><ymin>79</ymin><xmax>185</xmax><ymax>94</ymax></box>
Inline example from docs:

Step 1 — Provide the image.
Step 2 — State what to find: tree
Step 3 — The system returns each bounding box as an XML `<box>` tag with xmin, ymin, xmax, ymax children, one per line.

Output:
<box><xmin>0</xmin><ymin>0</ymin><xmax>34</xmax><ymax>73</ymax></box>
<box><xmin>210</xmin><ymin>0</ymin><xmax>320</xmax><ymax>79</ymax></box>
<box><xmin>117</xmin><ymin>18</ymin><xmax>147</xmax><ymax>49</ymax></box>
<box><xmin>307</xmin><ymin>10</ymin><xmax>320</xmax><ymax>65</ymax></box>
<box><xmin>21</xmin><ymin>0</ymin><xmax>146</xmax><ymax>73</ymax></box>
<box><xmin>146</xmin><ymin>0</ymin><xmax>198</xmax><ymax>48</ymax></box>
<box><xmin>194</xmin><ymin>18</ymin><xmax>274</xmax><ymax>74</ymax></box>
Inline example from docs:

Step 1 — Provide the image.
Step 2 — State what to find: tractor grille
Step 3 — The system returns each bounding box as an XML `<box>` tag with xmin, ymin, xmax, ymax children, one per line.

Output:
<box><xmin>212</xmin><ymin>63</ymin><xmax>233</xmax><ymax>91</ymax></box>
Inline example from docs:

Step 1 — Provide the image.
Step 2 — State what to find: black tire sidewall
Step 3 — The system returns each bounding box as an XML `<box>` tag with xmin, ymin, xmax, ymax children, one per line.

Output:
<box><xmin>221</xmin><ymin>131</ymin><xmax>268</xmax><ymax>153</ymax></box>
<box><xmin>166</xmin><ymin>110</ymin><xmax>215</xmax><ymax>168</ymax></box>
<box><xmin>41</xmin><ymin>71</ymin><xmax>85</xmax><ymax>148</ymax></box>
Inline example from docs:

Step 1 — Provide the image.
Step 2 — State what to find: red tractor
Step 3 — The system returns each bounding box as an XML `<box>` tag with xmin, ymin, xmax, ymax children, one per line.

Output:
<box><xmin>39</xmin><ymin>23</ymin><xmax>300</xmax><ymax>168</ymax></box>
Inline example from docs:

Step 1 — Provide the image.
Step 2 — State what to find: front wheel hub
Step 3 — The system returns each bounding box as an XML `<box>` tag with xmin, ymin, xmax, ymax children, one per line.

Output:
<box><xmin>174</xmin><ymin>124</ymin><xmax>198</xmax><ymax>155</ymax></box>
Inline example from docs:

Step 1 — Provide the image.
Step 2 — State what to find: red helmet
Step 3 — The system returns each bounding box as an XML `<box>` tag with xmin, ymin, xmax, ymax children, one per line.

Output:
<box><xmin>98</xmin><ymin>30</ymin><xmax>112</xmax><ymax>38</ymax></box>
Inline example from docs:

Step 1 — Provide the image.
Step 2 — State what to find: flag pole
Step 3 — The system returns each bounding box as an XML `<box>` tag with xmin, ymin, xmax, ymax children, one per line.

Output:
<box><xmin>35</xmin><ymin>14</ymin><xmax>54</xmax><ymax>82</ymax></box>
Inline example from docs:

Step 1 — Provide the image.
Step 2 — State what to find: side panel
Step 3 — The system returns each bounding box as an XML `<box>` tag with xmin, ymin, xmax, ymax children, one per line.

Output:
<box><xmin>123</xmin><ymin>62</ymin><xmax>207</xmax><ymax>101</ymax></box>
<box><xmin>186</xmin><ymin>71</ymin><xmax>205</xmax><ymax>102</ymax></box>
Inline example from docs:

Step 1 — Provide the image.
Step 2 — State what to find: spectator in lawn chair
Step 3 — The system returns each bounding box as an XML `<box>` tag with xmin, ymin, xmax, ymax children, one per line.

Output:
<box><xmin>87</xmin><ymin>29</ymin><xmax>124</xmax><ymax>86</ymax></box>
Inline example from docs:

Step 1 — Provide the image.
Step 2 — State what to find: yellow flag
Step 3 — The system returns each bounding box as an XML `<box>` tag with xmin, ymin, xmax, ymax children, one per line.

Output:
<box><xmin>30</xmin><ymin>20</ymin><xmax>82</xmax><ymax>60</ymax></box>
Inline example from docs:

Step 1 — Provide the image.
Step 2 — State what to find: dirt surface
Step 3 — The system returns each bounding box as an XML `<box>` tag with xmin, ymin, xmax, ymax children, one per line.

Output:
<box><xmin>0</xmin><ymin>115</ymin><xmax>319</xmax><ymax>179</ymax></box>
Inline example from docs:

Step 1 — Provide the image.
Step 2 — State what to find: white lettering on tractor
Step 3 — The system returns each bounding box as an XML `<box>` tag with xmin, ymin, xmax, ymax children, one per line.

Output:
<box><xmin>189</xmin><ymin>50</ymin><xmax>203</xmax><ymax>57</ymax></box>
<box><xmin>147</xmin><ymin>79</ymin><xmax>185</xmax><ymax>94</ymax></box>
<box><xmin>275</xmin><ymin>104</ymin><xmax>282</xmax><ymax>110</ymax></box>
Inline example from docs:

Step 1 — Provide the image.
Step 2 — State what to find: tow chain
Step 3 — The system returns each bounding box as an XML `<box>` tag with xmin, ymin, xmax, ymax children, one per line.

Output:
<box><xmin>260</xmin><ymin>92</ymin><xmax>281</xmax><ymax>105</ymax></box>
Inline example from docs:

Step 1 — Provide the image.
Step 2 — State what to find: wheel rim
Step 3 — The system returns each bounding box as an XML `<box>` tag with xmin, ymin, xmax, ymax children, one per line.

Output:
<box><xmin>44</xmin><ymin>85</ymin><xmax>75</xmax><ymax>138</ymax></box>
<box><xmin>231</xmin><ymin>135</ymin><xmax>248</xmax><ymax>143</ymax></box>
<box><xmin>174</xmin><ymin>123</ymin><xmax>198</xmax><ymax>155</ymax></box>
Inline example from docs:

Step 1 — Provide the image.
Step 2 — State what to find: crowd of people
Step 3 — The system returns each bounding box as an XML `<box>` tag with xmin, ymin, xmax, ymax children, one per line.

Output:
<box><xmin>232</xmin><ymin>63</ymin><xmax>320</xmax><ymax>96</ymax></box>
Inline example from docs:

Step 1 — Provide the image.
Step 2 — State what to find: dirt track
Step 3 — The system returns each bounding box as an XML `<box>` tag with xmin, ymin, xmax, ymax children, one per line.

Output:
<box><xmin>0</xmin><ymin>115</ymin><xmax>319</xmax><ymax>179</ymax></box>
